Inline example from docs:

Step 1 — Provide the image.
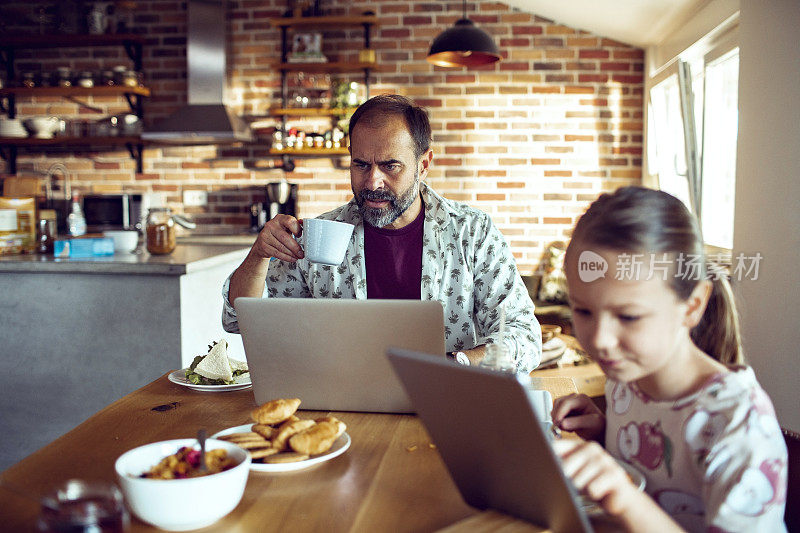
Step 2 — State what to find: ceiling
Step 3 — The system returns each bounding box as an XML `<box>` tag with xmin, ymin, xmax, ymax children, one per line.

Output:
<box><xmin>500</xmin><ymin>0</ymin><xmax>704</xmax><ymax>47</ymax></box>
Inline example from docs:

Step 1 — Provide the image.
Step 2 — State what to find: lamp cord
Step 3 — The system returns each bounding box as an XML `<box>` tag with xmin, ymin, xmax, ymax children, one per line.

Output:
<box><xmin>462</xmin><ymin>0</ymin><xmax>467</xmax><ymax>19</ymax></box>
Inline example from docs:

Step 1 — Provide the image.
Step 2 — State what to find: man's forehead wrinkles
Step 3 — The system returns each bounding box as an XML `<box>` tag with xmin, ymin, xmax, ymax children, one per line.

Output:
<box><xmin>351</xmin><ymin>155</ymin><xmax>404</xmax><ymax>165</ymax></box>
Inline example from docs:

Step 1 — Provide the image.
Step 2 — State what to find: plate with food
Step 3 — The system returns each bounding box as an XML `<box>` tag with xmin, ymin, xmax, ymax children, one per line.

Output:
<box><xmin>212</xmin><ymin>398</ymin><xmax>351</xmax><ymax>472</ymax></box>
<box><xmin>168</xmin><ymin>339</ymin><xmax>251</xmax><ymax>391</ymax></box>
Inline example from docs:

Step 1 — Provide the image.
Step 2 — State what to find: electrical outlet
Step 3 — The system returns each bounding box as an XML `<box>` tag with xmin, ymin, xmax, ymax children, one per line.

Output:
<box><xmin>183</xmin><ymin>190</ymin><xmax>208</xmax><ymax>207</ymax></box>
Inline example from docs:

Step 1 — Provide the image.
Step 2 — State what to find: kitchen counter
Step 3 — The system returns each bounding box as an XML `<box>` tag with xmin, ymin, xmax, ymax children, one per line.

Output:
<box><xmin>0</xmin><ymin>242</ymin><xmax>251</xmax><ymax>471</ymax></box>
<box><xmin>177</xmin><ymin>233</ymin><xmax>258</xmax><ymax>246</ymax></box>
<box><xmin>0</xmin><ymin>243</ymin><xmax>251</xmax><ymax>275</ymax></box>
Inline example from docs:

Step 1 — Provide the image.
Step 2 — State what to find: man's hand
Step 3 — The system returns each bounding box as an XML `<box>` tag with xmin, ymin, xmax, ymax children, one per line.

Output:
<box><xmin>228</xmin><ymin>215</ymin><xmax>305</xmax><ymax>305</ymax></box>
<box><xmin>552</xmin><ymin>393</ymin><xmax>606</xmax><ymax>443</ymax></box>
<box><xmin>252</xmin><ymin>214</ymin><xmax>305</xmax><ymax>263</ymax></box>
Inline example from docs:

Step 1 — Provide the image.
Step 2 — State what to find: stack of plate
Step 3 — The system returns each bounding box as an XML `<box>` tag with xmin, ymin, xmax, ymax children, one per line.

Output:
<box><xmin>540</xmin><ymin>336</ymin><xmax>568</xmax><ymax>367</ymax></box>
<box><xmin>0</xmin><ymin>118</ymin><xmax>28</xmax><ymax>138</ymax></box>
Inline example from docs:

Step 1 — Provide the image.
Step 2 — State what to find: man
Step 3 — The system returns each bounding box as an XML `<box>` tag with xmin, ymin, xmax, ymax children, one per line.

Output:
<box><xmin>222</xmin><ymin>94</ymin><xmax>541</xmax><ymax>372</ymax></box>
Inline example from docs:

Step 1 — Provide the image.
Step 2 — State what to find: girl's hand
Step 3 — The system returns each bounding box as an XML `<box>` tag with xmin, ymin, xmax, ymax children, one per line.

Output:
<box><xmin>552</xmin><ymin>439</ymin><xmax>639</xmax><ymax>517</ymax></box>
<box><xmin>551</xmin><ymin>393</ymin><xmax>606</xmax><ymax>442</ymax></box>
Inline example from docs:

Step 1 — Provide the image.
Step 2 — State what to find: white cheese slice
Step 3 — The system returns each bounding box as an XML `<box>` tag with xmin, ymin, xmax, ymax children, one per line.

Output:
<box><xmin>194</xmin><ymin>341</ymin><xmax>233</xmax><ymax>382</ymax></box>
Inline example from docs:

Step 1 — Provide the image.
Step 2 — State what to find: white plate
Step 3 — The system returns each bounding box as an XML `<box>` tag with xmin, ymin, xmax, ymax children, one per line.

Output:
<box><xmin>212</xmin><ymin>423</ymin><xmax>351</xmax><ymax>473</ymax></box>
<box><xmin>542</xmin><ymin>336</ymin><xmax>566</xmax><ymax>352</ymax></box>
<box><xmin>167</xmin><ymin>368</ymin><xmax>252</xmax><ymax>392</ymax></box>
<box><xmin>579</xmin><ymin>460</ymin><xmax>645</xmax><ymax>514</ymax></box>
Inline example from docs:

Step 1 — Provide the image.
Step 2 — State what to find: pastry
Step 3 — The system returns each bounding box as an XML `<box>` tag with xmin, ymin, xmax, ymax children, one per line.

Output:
<box><xmin>250</xmin><ymin>398</ymin><xmax>301</xmax><ymax>425</ymax></box>
<box><xmin>272</xmin><ymin>419</ymin><xmax>316</xmax><ymax>451</ymax></box>
<box><xmin>289</xmin><ymin>420</ymin><xmax>341</xmax><ymax>455</ymax></box>
<box><xmin>264</xmin><ymin>452</ymin><xmax>310</xmax><ymax>464</ymax></box>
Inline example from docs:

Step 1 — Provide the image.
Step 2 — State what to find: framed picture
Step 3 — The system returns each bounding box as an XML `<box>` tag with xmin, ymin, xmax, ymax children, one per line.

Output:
<box><xmin>288</xmin><ymin>32</ymin><xmax>327</xmax><ymax>62</ymax></box>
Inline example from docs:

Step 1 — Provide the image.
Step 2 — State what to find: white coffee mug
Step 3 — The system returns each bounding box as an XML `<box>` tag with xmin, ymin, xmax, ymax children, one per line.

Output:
<box><xmin>526</xmin><ymin>388</ymin><xmax>555</xmax><ymax>440</ymax></box>
<box><xmin>301</xmin><ymin>218</ymin><xmax>354</xmax><ymax>265</ymax></box>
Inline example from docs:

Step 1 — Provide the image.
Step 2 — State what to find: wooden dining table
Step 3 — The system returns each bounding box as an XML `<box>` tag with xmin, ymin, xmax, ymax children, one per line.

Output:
<box><xmin>0</xmin><ymin>342</ymin><xmax>612</xmax><ymax>532</ymax></box>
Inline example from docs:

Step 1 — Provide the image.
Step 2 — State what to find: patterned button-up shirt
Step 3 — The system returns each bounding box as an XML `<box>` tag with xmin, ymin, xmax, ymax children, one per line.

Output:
<box><xmin>222</xmin><ymin>183</ymin><xmax>541</xmax><ymax>372</ymax></box>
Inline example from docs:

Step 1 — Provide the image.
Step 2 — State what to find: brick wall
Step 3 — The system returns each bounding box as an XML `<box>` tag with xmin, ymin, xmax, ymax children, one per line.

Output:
<box><xmin>0</xmin><ymin>0</ymin><xmax>643</xmax><ymax>274</ymax></box>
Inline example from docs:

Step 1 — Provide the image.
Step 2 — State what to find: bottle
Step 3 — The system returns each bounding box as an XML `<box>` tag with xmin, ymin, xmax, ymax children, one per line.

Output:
<box><xmin>67</xmin><ymin>193</ymin><xmax>87</xmax><ymax>237</ymax></box>
<box><xmin>478</xmin><ymin>304</ymin><xmax>517</xmax><ymax>373</ymax></box>
<box><xmin>479</xmin><ymin>342</ymin><xmax>517</xmax><ymax>373</ymax></box>
<box><xmin>37</xmin><ymin>210</ymin><xmax>57</xmax><ymax>254</ymax></box>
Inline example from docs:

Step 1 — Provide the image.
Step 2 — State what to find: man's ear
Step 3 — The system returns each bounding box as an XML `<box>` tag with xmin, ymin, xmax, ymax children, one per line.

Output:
<box><xmin>419</xmin><ymin>149</ymin><xmax>433</xmax><ymax>179</ymax></box>
<box><xmin>684</xmin><ymin>280</ymin><xmax>712</xmax><ymax>328</ymax></box>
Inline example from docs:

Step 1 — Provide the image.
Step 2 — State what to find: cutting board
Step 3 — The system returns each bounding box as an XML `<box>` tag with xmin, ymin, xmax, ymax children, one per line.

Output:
<box><xmin>2</xmin><ymin>176</ymin><xmax>44</xmax><ymax>197</ymax></box>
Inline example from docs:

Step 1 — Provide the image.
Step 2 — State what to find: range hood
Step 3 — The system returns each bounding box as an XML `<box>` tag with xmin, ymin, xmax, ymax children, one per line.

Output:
<box><xmin>142</xmin><ymin>0</ymin><xmax>252</xmax><ymax>143</ymax></box>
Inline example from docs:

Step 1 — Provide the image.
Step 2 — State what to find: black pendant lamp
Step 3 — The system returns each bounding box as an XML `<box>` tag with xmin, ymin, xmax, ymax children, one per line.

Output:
<box><xmin>426</xmin><ymin>0</ymin><xmax>501</xmax><ymax>68</ymax></box>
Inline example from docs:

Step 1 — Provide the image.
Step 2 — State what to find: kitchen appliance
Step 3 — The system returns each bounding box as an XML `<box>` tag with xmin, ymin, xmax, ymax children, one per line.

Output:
<box><xmin>141</xmin><ymin>0</ymin><xmax>252</xmax><ymax>143</ymax></box>
<box><xmin>83</xmin><ymin>194</ymin><xmax>144</xmax><ymax>233</ymax></box>
<box><xmin>251</xmin><ymin>183</ymin><xmax>298</xmax><ymax>232</ymax></box>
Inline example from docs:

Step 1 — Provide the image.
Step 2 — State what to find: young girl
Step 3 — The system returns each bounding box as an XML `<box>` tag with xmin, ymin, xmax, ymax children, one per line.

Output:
<box><xmin>551</xmin><ymin>187</ymin><xmax>787</xmax><ymax>532</ymax></box>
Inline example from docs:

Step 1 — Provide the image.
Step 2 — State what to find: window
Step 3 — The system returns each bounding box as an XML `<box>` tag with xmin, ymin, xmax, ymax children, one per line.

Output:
<box><xmin>647</xmin><ymin>30</ymin><xmax>739</xmax><ymax>250</ymax></box>
<box><xmin>648</xmin><ymin>71</ymin><xmax>693</xmax><ymax>211</ymax></box>
<box><xmin>699</xmin><ymin>48</ymin><xmax>739</xmax><ymax>249</ymax></box>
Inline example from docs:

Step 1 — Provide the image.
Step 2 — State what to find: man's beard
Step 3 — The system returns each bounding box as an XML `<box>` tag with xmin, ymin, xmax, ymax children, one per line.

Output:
<box><xmin>355</xmin><ymin>173</ymin><xmax>420</xmax><ymax>228</ymax></box>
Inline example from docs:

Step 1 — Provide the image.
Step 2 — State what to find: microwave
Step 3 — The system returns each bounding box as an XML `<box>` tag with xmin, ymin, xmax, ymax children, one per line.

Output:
<box><xmin>83</xmin><ymin>194</ymin><xmax>143</xmax><ymax>232</ymax></box>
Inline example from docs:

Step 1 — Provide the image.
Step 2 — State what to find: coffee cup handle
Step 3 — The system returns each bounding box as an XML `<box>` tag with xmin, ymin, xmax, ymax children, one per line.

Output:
<box><xmin>292</xmin><ymin>224</ymin><xmax>305</xmax><ymax>254</ymax></box>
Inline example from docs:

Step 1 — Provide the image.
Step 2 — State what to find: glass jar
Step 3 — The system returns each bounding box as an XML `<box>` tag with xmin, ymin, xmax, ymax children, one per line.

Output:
<box><xmin>77</xmin><ymin>71</ymin><xmax>94</xmax><ymax>88</ymax></box>
<box><xmin>145</xmin><ymin>207</ymin><xmax>176</xmax><ymax>255</ymax></box>
<box><xmin>38</xmin><ymin>71</ymin><xmax>52</xmax><ymax>87</ymax></box>
<box><xmin>101</xmin><ymin>70</ymin><xmax>115</xmax><ymax>86</ymax></box>
<box><xmin>120</xmin><ymin>70</ymin><xmax>139</xmax><ymax>88</ymax></box>
<box><xmin>37</xmin><ymin>479</ymin><xmax>128</xmax><ymax>533</ymax></box>
<box><xmin>55</xmin><ymin>67</ymin><xmax>72</xmax><ymax>88</ymax></box>
<box><xmin>21</xmin><ymin>72</ymin><xmax>36</xmax><ymax>88</ymax></box>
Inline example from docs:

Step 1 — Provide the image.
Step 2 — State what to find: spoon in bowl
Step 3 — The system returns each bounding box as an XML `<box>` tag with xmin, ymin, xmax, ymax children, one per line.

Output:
<box><xmin>197</xmin><ymin>428</ymin><xmax>208</xmax><ymax>473</ymax></box>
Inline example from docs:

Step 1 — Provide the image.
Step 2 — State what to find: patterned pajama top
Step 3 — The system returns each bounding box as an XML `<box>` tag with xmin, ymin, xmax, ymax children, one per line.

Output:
<box><xmin>222</xmin><ymin>182</ymin><xmax>541</xmax><ymax>373</ymax></box>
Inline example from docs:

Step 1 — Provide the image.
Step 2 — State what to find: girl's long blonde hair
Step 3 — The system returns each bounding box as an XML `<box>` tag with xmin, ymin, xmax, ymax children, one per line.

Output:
<box><xmin>567</xmin><ymin>186</ymin><xmax>743</xmax><ymax>365</ymax></box>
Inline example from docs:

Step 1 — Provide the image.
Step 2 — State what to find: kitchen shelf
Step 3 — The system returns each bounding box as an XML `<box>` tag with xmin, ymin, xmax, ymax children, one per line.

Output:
<box><xmin>0</xmin><ymin>33</ymin><xmax>150</xmax><ymax>175</ymax></box>
<box><xmin>273</xmin><ymin>61</ymin><xmax>386</xmax><ymax>73</ymax></box>
<box><xmin>267</xmin><ymin>107</ymin><xmax>357</xmax><ymax>117</ymax></box>
<box><xmin>268</xmin><ymin>15</ymin><xmax>379</xmax><ymax>28</ymax></box>
<box><xmin>269</xmin><ymin>147</ymin><xmax>349</xmax><ymax>156</ymax></box>
<box><xmin>0</xmin><ymin>135</ymin><xmax>143</xmax><ymax>146</ymax></box>
<box><xmin>0</xmin><ymin>86</ymin><xmax>150</xmax><ymax>98</ymax></box>
<box><xmin>0</xmin><ymin>34</ymin><xmax>145</xmax><ymax>48</ymax></box>
<box><xmin>0</xmin><ymin>136</ymin><xmax>145</xmax><ymax>173</ymax></box>
<box><xmin>268</xmin><ymin>12</ymin><xmax>382</xmax><ymax>171</ymax></box>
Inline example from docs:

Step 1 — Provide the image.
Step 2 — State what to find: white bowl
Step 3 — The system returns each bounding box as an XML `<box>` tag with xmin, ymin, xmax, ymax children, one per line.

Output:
<box><xmin>0</xmin><ymin>118</ymin><xmax>28</xmax><ymax>138</ymax></box>
<box><xmin>104</xmin><ymin>230</ymin><xmax>140</xmax><ymax>253</ymax></box>
<box><xmin>23</xmin><ymin>116</ymin><xmax>60</xmax><ymax>138</ymax></box>
<box><xmin>114</xmin><ymin>438</ymin><xmax>250</xmax><ymax>531</ymax></box>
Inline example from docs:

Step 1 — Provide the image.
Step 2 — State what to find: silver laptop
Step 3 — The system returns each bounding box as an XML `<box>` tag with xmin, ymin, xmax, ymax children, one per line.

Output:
<box><xmin>235</xmin><ymin>298</ymin><xmax>445</xmax><ymax>413</ymax></box>
<box><xmin>386</xmin><ymin>348</ymin><xmax>594</xmax><ymax>532</ymax></box>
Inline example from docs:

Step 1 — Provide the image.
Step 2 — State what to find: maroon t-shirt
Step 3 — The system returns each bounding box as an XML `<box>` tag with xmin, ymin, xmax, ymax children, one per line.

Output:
<box><xmin>364</xmin><ymin>205</ymin><xmax>424</xmax><ymax>299</ymax></box>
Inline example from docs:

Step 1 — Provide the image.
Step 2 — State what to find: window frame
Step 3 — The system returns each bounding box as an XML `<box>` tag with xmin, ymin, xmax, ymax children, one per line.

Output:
<box><xmin>644</xmin><ymin>24</ymin><xmax>740</xmax><ymax>253</ymax></box>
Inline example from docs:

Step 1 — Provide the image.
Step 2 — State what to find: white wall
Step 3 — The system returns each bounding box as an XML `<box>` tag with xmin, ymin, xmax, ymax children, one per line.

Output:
<box><xmin>734</xmin><ymin>0</ymin><xmax>800</xmax><ymax>432</ymax></box>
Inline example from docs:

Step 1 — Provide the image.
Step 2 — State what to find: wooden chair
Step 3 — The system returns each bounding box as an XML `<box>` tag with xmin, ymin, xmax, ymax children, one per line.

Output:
<box><xmin>521</xmin><ymin>274</ymin><xmax>573</xmax><ymax>335</ymax></box>
<box><xmin>784</xmin><ymin>428</ymin><xmax>800</xmax><ymax>530</ymax></box>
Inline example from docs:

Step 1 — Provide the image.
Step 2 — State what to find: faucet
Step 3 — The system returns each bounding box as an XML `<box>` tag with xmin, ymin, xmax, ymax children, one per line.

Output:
<box><xmin>45</xmin><ymin>163</ymin><xmax>70</xmax><ymax>202</ymax></box>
